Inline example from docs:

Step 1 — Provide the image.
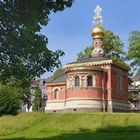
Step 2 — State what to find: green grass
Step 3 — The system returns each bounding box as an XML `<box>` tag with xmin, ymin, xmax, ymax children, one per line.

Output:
<box><xmin>0</xmin><ymin>112</ymin><xmax>140</xmax><ymax>139</ymax></box>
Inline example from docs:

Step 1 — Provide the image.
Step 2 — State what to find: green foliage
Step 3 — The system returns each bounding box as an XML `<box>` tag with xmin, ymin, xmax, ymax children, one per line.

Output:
<box><xmin>22</xmin><ymin>87</ymin><xmax>32</xmax><ymax>111</ymax></box>
<box><xmin>0</xmin><ymin>0</ymin><xmax>73</xmax><ymax>80</ymax></box>
<box><xmin>128</xmin><ymin>72</ymin><xmax>133</xmax><ymax>85</ymax></box>
<box><xmin>77</xmin><ymin>47</ymin><xmax>93</xmax><ymax>60</ymax></box>
<box><xmin>0</xmin><ymin>0</ymin><xmax>73</xmax><ymax>108</ymax></box>
<box><xmin>47</xmin><ymin>67</ymin><xmax>65</xmax><ymax>82</ymax></box>
<box><xmin>128</xmin><ymin>92</ymin><xmax>136</xmax><ymax>100</ymax></box>
<box><xmin>53</xmin><ymin>67</ymin><xmax>65</xmax><ymax>79</ymax></box>
<box><xmin>103</xmin><ymin>30</ymin><xmax>125</xmax><ymax>59</ymax></box>
<box><xmin>77</xmin><ymin>30</ymin><xmax>125</xmax><ymax>60</ymax></box>
<box><xmin>127</xmin><ymin>31</ymin><xmax>140</xmax><ymax>74</ymax></box>
<box><xmin>0</xmin><ymin>84</ymin><xmax>21</xmax><ymax>116</ymax></box>
<box><xmin>0</xmin><ymin>76</ymin><xmax>33</xmax><ymax>111</ymax></box>
<box><xmin>1</xmin><ymin>113</ymin><xmax>140</xmax><ymax>139</ymax></box>
<box><xmin>32</xmin><ymin>85</ymin><xmax>42</xmax><ymax>112</ymax></box>
<box><xmin>136</xmin><ymin>69</ymin><xmax>140</xmax><ymax>75</ymax></box>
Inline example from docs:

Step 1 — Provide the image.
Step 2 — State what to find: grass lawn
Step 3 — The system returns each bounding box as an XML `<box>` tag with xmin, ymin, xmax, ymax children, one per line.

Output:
<box><xmin>0</xmin><ymin>112</ymin><xmax>140</xmax><ymax>139</ymax></box>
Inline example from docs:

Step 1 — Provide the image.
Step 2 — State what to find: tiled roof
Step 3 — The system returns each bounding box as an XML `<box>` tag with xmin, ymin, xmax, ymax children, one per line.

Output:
<box><xmin>47</xmin><ymin>74</ymin><xmax>66</xmax><ymax>83</ymax></box>
<box><xmin>67</xmin><ymin>56</ymin><xmax>109</xmax><ymax>65</ymax></box>
<box><xmin>46</xmin><ymin>77</ymin><xmax>54</xmax><ymax>83</ymax></box>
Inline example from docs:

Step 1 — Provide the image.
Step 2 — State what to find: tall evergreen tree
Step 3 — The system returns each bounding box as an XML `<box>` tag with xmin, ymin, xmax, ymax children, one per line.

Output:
<box><xmin>32</xmin><ymin>85</ymin><xmax>42</xmax><ymax>112</ymax></box>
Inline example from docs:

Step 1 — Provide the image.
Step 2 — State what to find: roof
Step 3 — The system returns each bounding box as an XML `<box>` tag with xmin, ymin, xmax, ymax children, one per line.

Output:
<box><xmin>47</xmin><ymin>74</ymin><xmax>66</xmax><ymax>84</ymax></box>
<box><xmin>46</xmin><ymin>77</ymin><xmax>54</xmax><ymax>83</ymax></box>
<box><xmin>67</xmin><ymin>56</ymin><xmax>108</xmax><ymax>65</ymax></box>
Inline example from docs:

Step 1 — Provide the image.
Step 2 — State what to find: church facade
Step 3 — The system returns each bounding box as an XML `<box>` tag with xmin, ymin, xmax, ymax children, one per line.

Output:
<box><xmin>45</xmin><ymin>5</ymin><xmax>130</xmax><ymax>112</ymax></box>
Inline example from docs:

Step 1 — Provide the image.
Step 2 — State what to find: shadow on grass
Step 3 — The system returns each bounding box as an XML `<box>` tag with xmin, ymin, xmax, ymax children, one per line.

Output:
<box><xmin>1</xmin><ymin>126</ymin><xmax>140</xmax><ymax>140</ymax></box>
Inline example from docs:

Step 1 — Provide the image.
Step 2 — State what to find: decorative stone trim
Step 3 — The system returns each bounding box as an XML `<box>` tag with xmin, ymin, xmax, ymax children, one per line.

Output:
<box><xmin>65</xmin><ymin>66</ymin><xmax>103</xmax><ymax>73</ymax></box>
<box><xmin>46</xmin><ymin>82</ymin><xmax>66</xmax><ymax>86</ymax></box>
<box><xmin>65</xmin><ymin>59</ymin><xmax>130</xmax><ymax>71</ymax></box>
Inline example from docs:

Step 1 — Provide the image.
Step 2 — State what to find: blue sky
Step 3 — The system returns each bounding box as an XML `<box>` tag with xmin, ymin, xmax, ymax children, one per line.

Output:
<box><xmin>41</xmin><ymin>0</ymin><xmax>140</xmax><ymax>78</ymax></box>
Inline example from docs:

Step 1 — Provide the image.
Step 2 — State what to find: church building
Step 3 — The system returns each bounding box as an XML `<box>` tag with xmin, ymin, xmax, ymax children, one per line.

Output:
<box><xmin>45</xmin><ymin>5</ymin><xmax>130</xmax><ymax>112</ymax></box>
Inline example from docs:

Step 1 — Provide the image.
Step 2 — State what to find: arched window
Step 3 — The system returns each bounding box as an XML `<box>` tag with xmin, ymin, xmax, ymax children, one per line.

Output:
<box><xmin>75</xmin><ymin>76</ymin><xmax>80</xmax><ymax>87</ymax></box>
<box><xmin>54</xmin><ymin>89</ymin><xmax>59</xmax><ymax>99</ymax></box>
<box><xmin>87</xmin><ymin>76</ymin><xmax>93</xmax><ymax>86</ymax></box>
<box><xmin>43</xmin><ymin>80</ymin><xmax>46</xmax><ymax>85</ymax></box>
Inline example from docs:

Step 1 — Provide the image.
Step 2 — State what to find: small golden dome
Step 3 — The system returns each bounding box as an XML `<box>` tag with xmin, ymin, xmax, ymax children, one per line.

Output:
<box><xmin>92</xmin><ymin>24</ymin><xmax>104</xmax><ymax>39</ymax></box>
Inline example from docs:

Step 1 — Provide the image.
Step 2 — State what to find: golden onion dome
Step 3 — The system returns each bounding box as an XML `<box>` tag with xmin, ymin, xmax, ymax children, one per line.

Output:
<box><xmin>92</xmin><ymin>24</ymin><xmax>104</xmax><ymax>39</ymax></box>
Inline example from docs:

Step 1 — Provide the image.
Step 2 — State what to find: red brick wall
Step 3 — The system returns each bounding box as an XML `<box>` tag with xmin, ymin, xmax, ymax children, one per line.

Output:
<box><xmin>47</xmin><ymin>84</ymin><xmax>66</xmax><ymax>100</ymax></box>
<box><xmin>47</xmin><ymin>64</ymin><xmax>129</xmax><ymax>102</ymax></box>
<box><xmin>66</xmin><ymin>87</ymin><xmax>103</xmax><ymax>99</ymax></box>
<box><xmin>110</xmin><ymin>66</ymin><xmax>128</xmax><ymax>101</ymax></box>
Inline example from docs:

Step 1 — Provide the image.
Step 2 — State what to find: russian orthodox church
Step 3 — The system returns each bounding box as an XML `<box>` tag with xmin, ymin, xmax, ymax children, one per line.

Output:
<box><xmin>45</xmin><ymin>5</ymin><xmax>130</xmax><ymax>112</ymax></box>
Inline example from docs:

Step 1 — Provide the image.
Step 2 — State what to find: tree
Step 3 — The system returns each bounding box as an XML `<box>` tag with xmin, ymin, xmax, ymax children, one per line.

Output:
<box><xmin>77</xmin><ymin>47</ymin><xmax>93</xmax><ymax>60</ymax></box>
<box><xmin>0</xmin><ymin>0</ymin><xmax>73</xmax><ymax>81</ymax></box>
<box><xmin>52</xmin><ymin>67</ymin><xmax>65</xmax><ymax>79</ymax></box>
<box><xmin>77</xmin><ymin>30</ymin><xmax>125</xmax><ymax>61</ymax></box>
<box><xmin>0</xmin><ymin>84</ymin><xmax>21</xmax><ymax>116</ymax></box>
<box><xmin>46</xmin><ymin>67</ymin><xmax>65</xmax><ymax>82</ymax></box>
<box><xmin>0</xmin><ymin>0</ymin><xmax>73</xmax><ymax>107</ymax></box>
<box><xmin>32</xmin><ymin>85</ymin><xmax>42</xmax><ymax>112</ymax></box>
<box><xmin>127</xmin><ymin>31</ymin><xmax>140</xmax><ymax>110</ymax></box>
<box><xmin>127</xmin><ymin>31</ymin><xmax>140</xmax><ymax>74</ymax></box>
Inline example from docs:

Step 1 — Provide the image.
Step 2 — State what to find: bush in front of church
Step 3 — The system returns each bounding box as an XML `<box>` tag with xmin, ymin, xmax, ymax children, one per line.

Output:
<box><xmin>0</xmin><ymin>84</ymin><xmax>21</xmax><ymax>116</ymax></box>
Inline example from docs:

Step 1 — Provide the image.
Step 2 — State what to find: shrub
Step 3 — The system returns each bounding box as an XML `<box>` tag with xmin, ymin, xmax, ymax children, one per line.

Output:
<box><xmin>32</xmin><ymin>85</ymin><xmax>42</xmax><ymax>112</ymax></box>
<box><xmin>0</xmin><ymin>84</ymin><xmax>21</xmax><ymax>116</ymax></box>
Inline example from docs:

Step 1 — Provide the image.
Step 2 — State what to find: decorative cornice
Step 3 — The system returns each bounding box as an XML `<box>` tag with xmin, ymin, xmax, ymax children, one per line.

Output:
<box><xmin>65</xmin><ymin>59</ymin><xmax>130</xmax><ymax>71</ymax></box>
<box><xmin>65</xmin><ymin>59</ymin><xmax>112</xmax><ymax>68</ymax></box>
<box><xmin>46</xmin><ymin>82</ymin><xmax>66</xmax><ymax>86</ymax></box>
<box><xmin>65</xmin><ymin>66</ymin><xmax>103</xmax><ymax>73</ymax></box>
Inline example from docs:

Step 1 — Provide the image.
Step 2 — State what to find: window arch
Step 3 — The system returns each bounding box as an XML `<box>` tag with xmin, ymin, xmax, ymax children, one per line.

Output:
<box><xmin>54</xmin><ymin>89</ymin><xmax>59</xmax><ymax>99</ymax></box>
<box><xmin>75</xmin><ymin>76</ymin><xmax>80</xmax><ymax>87</ymax></box>
<box><xmin>87</xmin><ymin>75</ymin><xmax>93</xmax><ymax>86</ymax></box>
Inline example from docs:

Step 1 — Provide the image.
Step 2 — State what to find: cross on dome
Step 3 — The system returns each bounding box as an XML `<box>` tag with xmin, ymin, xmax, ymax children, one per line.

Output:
<box><xmin>93</xmin><ymin>5</ymin><xmax>103</xmax><ymax>25</ymax></box>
